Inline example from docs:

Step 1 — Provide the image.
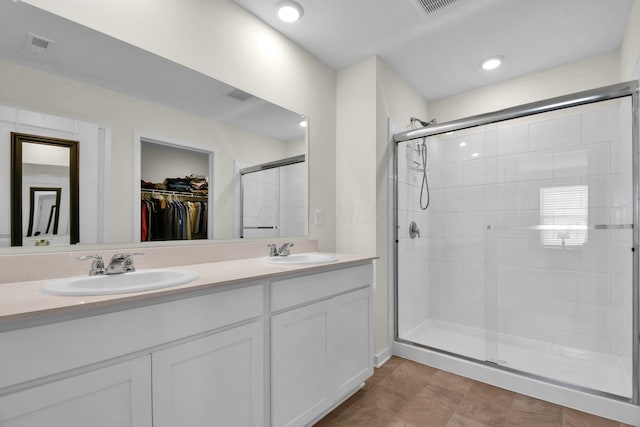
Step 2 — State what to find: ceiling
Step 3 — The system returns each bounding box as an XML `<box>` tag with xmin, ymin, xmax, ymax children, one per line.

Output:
<box><xmin>0</xmin><ymin>1</ymin><xmax>305</xmax><ymax>142</ymax></box>
<box><xmin>232</xmin><ymin>0</ymin><xmax>633</xmax><ymax>101</ymax></box>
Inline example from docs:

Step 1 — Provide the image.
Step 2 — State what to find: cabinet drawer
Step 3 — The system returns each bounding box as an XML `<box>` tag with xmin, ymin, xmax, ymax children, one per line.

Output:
<box><xmin>271</xmin><ymin>264</ymin><xmax>372</xmax><ymax>311</ymax></box>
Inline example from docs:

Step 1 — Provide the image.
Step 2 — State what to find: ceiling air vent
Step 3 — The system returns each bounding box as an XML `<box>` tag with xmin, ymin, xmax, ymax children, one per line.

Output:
<box><xmin>226</xmin><ymin>88</ymin><xmax>253</xmax><ymax>102</ymax></box>
<box><xmin>415</xmin><ymin>0</ymin><xmax>459</xmax><ymax>14</ymax></box>
<box><xmin>25</xmin><ymin>33</ymin><xmax>55</xmax><ymax>56</ymax></box>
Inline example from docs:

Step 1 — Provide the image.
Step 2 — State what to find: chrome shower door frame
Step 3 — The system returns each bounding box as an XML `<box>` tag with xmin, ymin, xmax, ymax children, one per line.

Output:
<box><xmin>392</xmin><ymin>80</ymin><xmax>640</xmax><ymax>404</ymax></box>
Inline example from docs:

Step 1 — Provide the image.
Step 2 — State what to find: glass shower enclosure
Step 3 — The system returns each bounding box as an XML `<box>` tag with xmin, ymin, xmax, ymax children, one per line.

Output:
<box><xmin>393</xmin><ymin>81</ymin><xmax>639</xmax><ymax>401</ymax></box>
<box><xmin>239</xmin><ymin>155</ymin><xmax>306</xmax><ymax>239</ymax></box>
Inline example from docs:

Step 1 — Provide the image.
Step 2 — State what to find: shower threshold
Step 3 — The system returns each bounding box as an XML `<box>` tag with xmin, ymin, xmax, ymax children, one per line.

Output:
<box><xmin>400</xmin><ymin>319</ymin><xmax>631</xmax><ymax>398</ymax></box>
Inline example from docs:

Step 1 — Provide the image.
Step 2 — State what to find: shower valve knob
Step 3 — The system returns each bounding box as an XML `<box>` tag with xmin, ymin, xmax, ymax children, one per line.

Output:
<box><xmin>409</xmin><ymin>221</ymin><xmax>420</xmax><ymax>239</ymax></box>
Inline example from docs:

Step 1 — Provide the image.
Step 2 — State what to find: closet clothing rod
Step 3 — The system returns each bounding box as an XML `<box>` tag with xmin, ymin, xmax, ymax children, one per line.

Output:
<box><xmin>141</xmin><ymin>189</ymin><xmax>208</xmax><ymax>198</ymax></box>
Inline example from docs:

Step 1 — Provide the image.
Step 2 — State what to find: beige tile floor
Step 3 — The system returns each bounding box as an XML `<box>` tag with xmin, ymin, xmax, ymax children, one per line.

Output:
<box><xmin>314</xmin><ymin>356</ymin><xmax>633</xmax><ymax>427</ymax></box>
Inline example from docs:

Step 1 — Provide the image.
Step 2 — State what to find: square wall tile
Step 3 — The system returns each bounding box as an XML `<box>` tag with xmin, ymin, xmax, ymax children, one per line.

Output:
<box><xmin>581</xmin><ymin>106</ymin><xmax>620</xmax><ymax>145</ymax></box>
<box><xmin>497</xmin><ymin>124</ymin><xmax>529</xmax><ymax>155</ymax></box>
<box><xmin>529</xmin><ymin>115</ymin><xmax>580</xmax><ymax>151</ymax></box>
<box><xmin>553</xmin><ymin>143</ymin><xmax>610</xmax><ymax>179</ymax></box>
<box><xmin>504</xmin><ymin>151</ymin><xmax>553</xmax><ymax>182</ymax></box>
<box><xmin>447</xmin><ymin>133</ymin><xmax>484</xmax><ymax>163</ymax></box>
<box><xmin>463</xmin><ymin>159</ymin><xmax>485</xmax><ymax>186</ymax></box>
<box><xmin>497</xmin><ymin>238</ymin><xmax>529</xmax><ymax>267</ymax></box>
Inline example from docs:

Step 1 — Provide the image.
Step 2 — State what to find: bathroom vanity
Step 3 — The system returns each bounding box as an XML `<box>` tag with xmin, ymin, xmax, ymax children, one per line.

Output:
<box><xmin>0</xmin><ymin>254</ymin><xmax>374</xmax><ymax>427</ymax></box>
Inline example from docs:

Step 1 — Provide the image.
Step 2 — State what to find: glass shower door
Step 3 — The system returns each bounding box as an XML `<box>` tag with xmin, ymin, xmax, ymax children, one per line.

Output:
<box><xmin>241</xmin><ymin>168</ymin><xmax>280</xmax><ymax>239</ymax></box>
<box><xmin>395</xmin><ymin>83</ymin><xmax>638</xmax><ymax>401</ymax></box>
<box><xmin>491</xmin><ymin>97</ymin><xmax>634</xmax><ymax>398</ymax></box>
<box><xmin>396</xmin><ymin>129</ymin><xmax>492</xmax><ymax>362</ymax></box>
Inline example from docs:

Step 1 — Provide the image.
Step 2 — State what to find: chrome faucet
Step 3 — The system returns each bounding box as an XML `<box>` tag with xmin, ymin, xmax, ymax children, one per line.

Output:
<box><xmin>105</xmin><ymin>253</ymin><xmax>142</xmax><ymax>274</ymax></box>
<box><xmin>266</xmin><ymin>243</ymin><xmax>294</xmax><ymax>257</ymax></box>
<box><xmin>78</xmin><ymin>255</ymin><xmax>105</xmax><ymax>276</ymax></box>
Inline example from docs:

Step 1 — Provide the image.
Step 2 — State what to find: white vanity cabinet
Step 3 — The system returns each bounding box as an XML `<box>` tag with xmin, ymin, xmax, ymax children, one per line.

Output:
<box><xmin>270</xmin><ymin>265</ymin><xmax>373</xmax><ymax>427</ymax></box>
<box><xmin>0</xmin><ymin>260</ymin><xmax>373</xmax><ymax>427</ymax></box>
<box><xmin>152</xmin><ymin>320</ymin><xmax>264</xmax><ymax>427</ymax></box>
<box><xmin>0</xmin><ymin>356</ymin><xmax>152</xmax><ymax>427</ymax></box>
<box><xmin>0</xmin><ymin>283</ymin><xmax>264</xmax><ymax>427</ymax></box>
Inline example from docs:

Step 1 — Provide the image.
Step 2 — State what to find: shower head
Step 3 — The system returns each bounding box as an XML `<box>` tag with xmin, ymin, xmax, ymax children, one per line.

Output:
<box><xmin>411</xmin><ymin>117</ymin><xmax>437</xmax><ymax>128</ymax></box>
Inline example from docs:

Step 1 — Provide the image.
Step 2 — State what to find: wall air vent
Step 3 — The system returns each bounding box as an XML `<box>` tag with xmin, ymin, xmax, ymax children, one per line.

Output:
<box><xmin>226</xmin><ymin>88</ymin><xmax>253</xmax><ymax>102</ymax></box>
<box><xmin>415</xmin><ymin>0</ymin><xmax>459</xmax><ymax>14</ymax></box>
<box><xmin>25</xmin><ymin>33</ymin><xmax>55</xmax><ymax>57</ymax></box>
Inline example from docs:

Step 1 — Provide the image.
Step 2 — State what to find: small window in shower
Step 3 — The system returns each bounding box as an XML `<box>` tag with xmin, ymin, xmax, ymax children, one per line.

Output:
<box><xmin>540</xmin><ymin>185</ymin><xmax>588</xmax><ymax>247</ymax></box>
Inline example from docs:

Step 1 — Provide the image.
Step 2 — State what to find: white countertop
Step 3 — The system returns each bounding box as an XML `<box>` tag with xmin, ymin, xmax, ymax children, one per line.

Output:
<box><xmin>0</xmin><ymin>253</ymin><xmax>374</xmax><ymax>323</ymax></box>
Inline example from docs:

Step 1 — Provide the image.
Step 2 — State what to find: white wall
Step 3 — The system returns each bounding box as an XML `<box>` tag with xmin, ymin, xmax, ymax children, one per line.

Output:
<box><xmin>620</xmin><ymin>0</ymin><xmax>640</xmax><ymax>80</ymax></box>
<box><xmin>336</xmin><ymin>56</ymin><xmax>429</xmax><ymax>356</ymax></box>
<box><xmin>140</xmin><ymin>142</ymin><xmax>210</xmax><ymax>184</ymax></box>
<box><xmin>336</xmin><ymin>57</ymin><xmax>377</xmax><ymax>257</ymax></box>
<box><xmin>375</xmin><ymin>59</ymin><xmax>430</xmax><ymax>357</ymax></box>
<box><xmin>21</xmin><ymin>0</ymin><xmax>338</xmax><ymax>251</ymax></box>
<box><xmin>429</xmin><ymin>52</ymin><xmax>621</xmax><ymax>122</ymax></box>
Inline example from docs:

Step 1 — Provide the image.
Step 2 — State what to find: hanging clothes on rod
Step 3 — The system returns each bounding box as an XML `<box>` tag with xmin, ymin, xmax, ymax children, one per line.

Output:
<box><xmin>141</xmin><ymin>190</ymin><xmax>208</xmax><ymax>241</ymax></box>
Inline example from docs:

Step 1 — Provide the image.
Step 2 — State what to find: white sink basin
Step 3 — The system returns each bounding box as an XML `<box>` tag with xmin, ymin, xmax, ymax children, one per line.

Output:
<box><xmin>42</xmin><ymin>269</ymin><xmax>200</xmax><ymax>296</ymax></box>
<box><xmin>261</xmin><ymin>253</ymin><xmax>339</xmax><ymax>265</ymax></box>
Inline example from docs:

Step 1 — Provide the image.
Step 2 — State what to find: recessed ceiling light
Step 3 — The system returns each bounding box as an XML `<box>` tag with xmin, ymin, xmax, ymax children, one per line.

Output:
<box><xmin>471</xmin><ymin>152</ymin><xmax>480</xmax><ymax>157</ymax></box>
<box><xmin>277</xmin><ymin>0</ymin><xmax>303</xmax><ymax>22</ymax></box>
<box><xmin>459</xmin><ymin>141</ymin><xmax>466</xmax><ymax>147</ymax></box>
<box><xmin>481</xmin><ymin>56</ymin><xmax>503</xmax><ymax>71</ymax></box>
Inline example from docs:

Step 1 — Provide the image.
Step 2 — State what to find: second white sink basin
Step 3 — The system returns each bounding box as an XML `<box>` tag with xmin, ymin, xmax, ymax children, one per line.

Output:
<box><xmin>261</xmin><ymin>253</ymin><xmax>339</xmax><ymax>265</ymax></box>
<box><xmin>42</xmin><ymin>269</ymin><xmax>200</xmax><ymax>296</ymax></box>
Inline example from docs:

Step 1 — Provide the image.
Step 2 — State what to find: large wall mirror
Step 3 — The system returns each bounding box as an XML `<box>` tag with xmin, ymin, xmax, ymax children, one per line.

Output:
<box><xmin>0</xmin><ymin>1</ymin><xmax>308</xmax><ymax>251</ymax></box>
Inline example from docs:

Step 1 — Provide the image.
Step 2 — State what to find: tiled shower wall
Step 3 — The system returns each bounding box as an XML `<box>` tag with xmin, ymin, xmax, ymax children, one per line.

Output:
<box><xmin>398</xmin><ymin>97</ymin><xmax>633</xmax><ymax>359</ymax></box>
<box><xmin>279</xmin><ymin>162</ymin><xmax>306</xmax><ymax>237</ymax></box>
<box><xmin>241</xmin><ymin>168</ymin><xmax>279</xmax><ymax>239</ymax></box>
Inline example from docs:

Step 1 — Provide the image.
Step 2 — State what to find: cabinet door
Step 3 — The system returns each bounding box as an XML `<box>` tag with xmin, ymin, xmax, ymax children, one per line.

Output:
<box><xmin>152</xmin><ymin>320</ymin><xmax>264</xmax><ymax>427</ymax></box>
<box><xmin>0</xmin><ymin>356</ymin><xmax>151</xmax><ymax>427</ymax></box>
<box><xmin>271</xmin><ymin>301</ymin><xmax>330</xmax><ymax>427</ymax></box>
<box><xmin>328</xmin><ymin>287</ymin><xmax>373</xmax><ymax>397</ymax></box>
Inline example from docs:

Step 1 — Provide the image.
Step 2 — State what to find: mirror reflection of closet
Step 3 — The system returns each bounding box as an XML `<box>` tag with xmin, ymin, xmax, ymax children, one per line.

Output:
<box><xmin>139</xmin><ymin>139</ymin><xmax>213</xmax><ymax>242</ymax></box>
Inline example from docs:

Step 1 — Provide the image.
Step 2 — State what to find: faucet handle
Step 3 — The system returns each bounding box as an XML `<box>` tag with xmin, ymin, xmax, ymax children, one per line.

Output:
<box><xmin>78</xmin><ymin>255</ymin><xmax>105</xmax><ymax>276</ymax></box>
<box><xmin>267</xmin><ymin>244</ymin><xmax>278</xmax><ymax>257</ymax></box>
<box><xmin>106</xmin><ymin>252</ymin><xmax>144</xmax><ymax>274</ymax></box>
<box><xmin>119</xmin><ymin>253</ymin><xmax>144</xmax><ymax>272</ymax></box>
<box><xmin>278</xmin><ymin>242</ymin><xmax>294</xmax><ymax>257</ymax></box>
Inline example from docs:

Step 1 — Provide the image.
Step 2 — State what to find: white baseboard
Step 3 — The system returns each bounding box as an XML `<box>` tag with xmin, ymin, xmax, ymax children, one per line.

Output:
<box><xmin>374</xmin><ymin>347</ymin><xmax>392</xmax><ymax>368</ymax></box>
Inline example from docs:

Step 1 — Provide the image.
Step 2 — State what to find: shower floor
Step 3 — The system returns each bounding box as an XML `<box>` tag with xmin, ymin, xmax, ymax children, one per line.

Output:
<box><xmin>400</xmin><ymin>319</ymin><xmax>631</xmax><ymax>398</ymax></box>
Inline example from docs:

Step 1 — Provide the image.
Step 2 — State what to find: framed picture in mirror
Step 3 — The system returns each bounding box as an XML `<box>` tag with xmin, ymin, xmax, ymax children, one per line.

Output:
<box><xmin>10</xmin><ymin>132</ymin><xmax>79</xmax><ymax>247</ymax></box>
<box><xmin>27</xmin><ymin>187</ymin><xmax>62</xmax><ymax>238</ymax></box>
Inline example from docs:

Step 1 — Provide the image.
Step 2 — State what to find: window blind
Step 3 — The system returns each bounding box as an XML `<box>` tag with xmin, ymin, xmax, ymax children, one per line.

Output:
<box><xmin>540</xmin><ymin>185</ymin><xmax>588</xmax><ymax>247</ymax></box>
